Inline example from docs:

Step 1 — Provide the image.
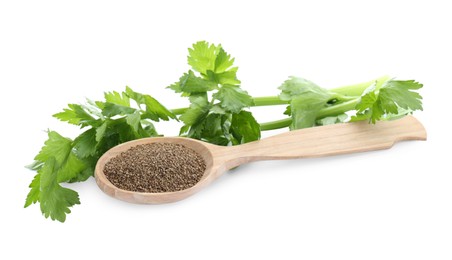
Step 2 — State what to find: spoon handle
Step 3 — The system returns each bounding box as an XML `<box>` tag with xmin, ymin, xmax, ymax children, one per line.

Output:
<box><xmin>216</xmin><ymin>116</ymin><xmax>426</xmax><ymax>167</ymax></box>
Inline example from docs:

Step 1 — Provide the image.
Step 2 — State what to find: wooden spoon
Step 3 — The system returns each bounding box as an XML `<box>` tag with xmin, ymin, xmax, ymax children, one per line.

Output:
<box><xmin>95</xmin><ymin>116</ymin><xmax>426</xmax><ymax>204</ymax></box>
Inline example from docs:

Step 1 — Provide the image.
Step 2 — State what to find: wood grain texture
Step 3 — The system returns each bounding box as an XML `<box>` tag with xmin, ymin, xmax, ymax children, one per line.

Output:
<box><xmin>95</xmin><ymin>116</ymin><xmax>426</xmax><ymax>204</ymax></box>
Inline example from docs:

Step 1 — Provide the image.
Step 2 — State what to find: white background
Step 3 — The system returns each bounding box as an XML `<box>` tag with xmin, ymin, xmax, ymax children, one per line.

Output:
<box><xmin>1</xmin><ymin>0</ymin><xmax>451</xmax><ymax>259</ymax></box>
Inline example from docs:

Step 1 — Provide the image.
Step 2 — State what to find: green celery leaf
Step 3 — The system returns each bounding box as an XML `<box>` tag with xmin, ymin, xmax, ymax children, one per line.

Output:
<box><xmin>279</xmin><ymin>77</ymin><xmax>324</xmax><ymax>101</ymax></box>
<box><xmin>187</xmin><ymin>122</ymin><xmax>205</xmax><ymax>139</ymax></box>
<box><xmin>104</xmin><ymin>90</ymin><xmax>130</xmax><ymax>106</ymax></box>
<box><xmin>201</xmin><ymin>114</ymin><xmax>232</xmax><ymax>145</ymax></box>
<box><xmin>142</xmin><ymin>94</ymin><xmax>176</xmax><ymax>120</ymax></box>
<box><xmin>95</xmin><ymin>121</ymin><xmax>108</xmax><ymax>142</ymax></box>
<box><xmin>379</xmin><ymin>80</ymin><xmax>423</xmax><ymax>112</ymax></box>
<box><xmin>140</xmin><ymin>122</ymin><xmax>159</xmax><ymax>137</ymax></box>
<box><xmin>206</xmin><ymin>69</ymin><xmax>241</xmax><ymax>85</ymax></box>
<box><xmin>179</xmin><ymin>95</ymin><xmax>210</xmax><ymax>126</ymax></box>
<box><xmin>316</xmin><ymin>114</ymin><xmax>348</xmax><ymax>126</ymax></box>
<box><xmin>220</xmin><ymin>114</ymin><xmax>235</xmax><ymax>144</ymax></box>
<box><xmin>283</xmin><ymin>105</ymin><xmax>291</xmax><ymax>116</ymax></box>
<box><xmin>354</xmin><ymin>83</ymin><xmax>383</xmax><ymax>123</ymax></box>
<box><xmin>350</xmin><ymin>111</ymin><xmax>371</xmax><ymax>122</ymax></box>
<box><xmin>290</xmin><ymin>95</ymin><xmax>327</xmax><ymax>129</ymax></box>
<box><xmin>94</xmin><ymin>101</ymin><xmax>106</xmax><ymax>110</ymax></box>
<box><xmin>25</xmin><ymin>160</ymin><xmax>43</xmax><ymax>171</ymax></box>
<box><xmin>82</xmin><ymin>99</ymin><xmax>104</xmax><ymax>118</ymax></box>
<box><xmin>355</xmin><ymin>82</ymin><xmax>378</xmax><ymax>109</ymax></box>
<box><xmin>384</xmin><ymin>107</ymin><xmax>415</xmax><ymax>121</ymax></box>
<box><xmin>24</xmin><ymin>173</ymin><xmax>41</xmax><ymax>207</ymax></box>
<box><xmin>208</xmin><ymin>47</ymin><xmax>241</xmax><ymax>84</ymax></box>
<box><xmin>102</xmin><ymin>102</ymin><xmax>137</xmax><ymax>117</ymax></box>
<box><xmin>166</xmin><ymin>83</ymin><xmax>191</xmax><ymax>97</ymax></box>
<box><xmin>214</xmin><ymin>48</ymin><xmax>235</xmax><ymax>73</ymax></box>
<box><xmin>126</xmin><ymin>110</ymin><xmax>141</xmax><ymax>132</ymax></box>
<box><xmin>67</xmin><ymin>156</ymin><xmax>97</xmax><ymax>183</ymax></box>
<box><xmin>39</xmin><ymin>157</ymin><xmax>80</xmax><ymax>222</ymax></box>
<box><xmin>212</xmin><ymin>85</ymin><xmax>253</xmax><ymax>113</ymax></box>
<box><xmin>203</xmin><ymin>136</ymin><xmax>230</xmax><ymax>146</ymax></box>
<box><xmin>279</xmin><ymin>77</ymin><xmax>332</xmax><ymax>129</ymax></box>
<box><xmin>179</xmin><ymin>95</ymin><xmax>211</xmax><ymax>140</ymax></box>
<box><xmin>167</xmin><ymin>81</ymin><xmax>182</xmax><ymax>93</ymax></box>
<box><xmin>125</xmin><ymin>87</ymin><xmax>176</xmax><ymax>121</ymax></box>
<box><xmin>231</xmin><ymin>111</ymin><xmax>261</xmax><ymax>143</ymax></box>
<box><xmin>113</xmin><ymin>119</ymin><xmax>138</xmax><ymax>142</ymax></box>
<box><xmin>187</xmin><ymin>41</ymin><xmax>239</xmax><ymax>85</ymax></box>
<box><xmin>73</xmin><ymin>128</ymin><xmax>97</xmax><ymax>158</ymax></box>
<box><xmin>34</xmin><ymin>130</ymin><xmax>89</xmax><ymax>181</ymax></box>
<box><xmin>188</xmin><ymin>41</ymin><xmax>220</xmax><ymax>75</ymax></box>
<box><xmin>117</xmin><ymin>118</ymin><xmax>154</xmax><ymax>142</ymax></box>
<box><xmin>210</xmin><ymin>104</ymin><xmax>227</xmax><ymax>114</ymax></box>
<box><xmin>353</xmin><ymin>80</ymin><xmax>423</xmax><ymax>123</ymax></box>
<box><xmin>178</xmin><ymin>70</ymin><xmax>218</xmax><ymax>93</ymax></box>
<box><xmin>53</xmin><ymin>105</ymin><xmax>79</xmax><ymax>125</ymax></box>
<box><xmin>68</xmin><ymin>165</ymin><xmax>94</xmax><ymax>183</ymax></box>
<box><xmin>56</xmin><ymin>152</ymin><xmax>86</xmax><ymax>182</ymax></box>
<box><xmin>179</xmin><ymin>124</ymin><xmax>190</xmax><ymax>136</ymax></box>
<box><xmin>53</xmin><ymin>104</ymin><xmax>96</xmax><ymax>127</ymax></box>
<box><xmin>202</xmin><ymin>113</ymin><xmax>223</xmax><ymax>139</ymax></box>
<box><xmin>34</xmin><ymin>131</ymin><xmax>72</xmax><ymax>163</ymax></box>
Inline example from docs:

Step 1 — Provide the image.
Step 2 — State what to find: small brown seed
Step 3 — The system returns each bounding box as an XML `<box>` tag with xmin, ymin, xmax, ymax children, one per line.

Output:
<box><xmin>103</xmin><ymin>143</ymin><xmax>206</xmax><ymax>193</ymax></box>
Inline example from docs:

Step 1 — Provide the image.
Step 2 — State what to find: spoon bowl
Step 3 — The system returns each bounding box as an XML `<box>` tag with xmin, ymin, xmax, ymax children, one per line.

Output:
<box><xmin>95</xmin><ymin>116</ymin><xmax>426</xmax><ymax>204</ymax></box>
<box><xmin>96</xmin><ymin>137</ymin><xmax>217</xmax><ymax>204</ymax></box>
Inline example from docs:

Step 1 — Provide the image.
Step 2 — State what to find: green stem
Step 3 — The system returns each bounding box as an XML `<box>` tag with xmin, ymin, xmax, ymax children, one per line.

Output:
<box><xmin>171</xmin><ymin>96</ymin><xmax>288</xmax><ymax>115</ymax></box>
<box><xmin>260</xmin><ymin>118</ymin><xmax>292</xmax><ymax>131</ymax></box>
<box><xmin>332</xmin><ymin>75</ymin><xmax>390</xmax><ymax>96</ymax></box>
<box><xmin>252</xmin><ymin>96</ymin><xmax>288</xmax><ymax>106</ymax></box>
<box><xmin>260</xmin><ymin>99</ymin><xmax>360</xmax><ymax>131</ymax></box>
<box><xmin>316</xmin><ymin>99</ymin><xmax>360</xmax><ymax>118</ymax></box>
